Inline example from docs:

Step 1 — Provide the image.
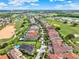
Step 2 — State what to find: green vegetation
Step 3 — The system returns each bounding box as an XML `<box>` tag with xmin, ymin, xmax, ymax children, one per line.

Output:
<box><xmin>47</xmin><ymin>19</ymin><xmax>79</xmax><ymax>54</ymax></box>
<box><xmin>53</xmin><ymin>13</ymin><xmax>79</xmax><ymax>18</ymax></box>
<box><xmin>0</xmin><ymin>15</ymin><xmax>30</xmax><ymax>55</ymax></box>
<box><xmin>0</xmin><ymin>13</ymin><xmax>13</xmax><ymax>18</ymax></box>
<box><xmin>0</xmin><ymin>14</ymin><xmax>41</xmax><ymax>59</ymax></box>
<box><xmin>48</xmin><ymin>20</ymin><xmax>79</xmax><ymax>37</ymax></box>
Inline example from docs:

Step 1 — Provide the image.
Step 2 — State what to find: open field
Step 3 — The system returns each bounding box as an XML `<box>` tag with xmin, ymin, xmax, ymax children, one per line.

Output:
<box><xmin>0</xmin><ymin>24</ymin><xmax>16</xmax><ymax>40</ymax></box>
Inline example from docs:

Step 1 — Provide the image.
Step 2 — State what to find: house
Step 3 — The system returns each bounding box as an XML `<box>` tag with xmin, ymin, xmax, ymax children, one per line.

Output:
<box><xmin>64</xmin><ymin>53</ymin><xmax>79</xmax><ymax>59</ymax></box>
<box><xmin>42</xmin><ymin>18</ymin><xmax>79</xmax><ymax>59</ymax></box>
<box><xmin>51</xmin><ymin>39</ymin><xmax>73</xmax><ymax>54</ymax></box>
<box><xmin>48</xmin><ymin>53</ymin><xmax>79</xmax><ymax>59</ymax></box>
<box><xmin>24</xmin><ymin>25</ymin><xmax>39</xmax><ymax>40</ymax></box>
<box><xmin>46</xmin><ymin>23</ymin><xmax>73</xmax><ymax>54</ymax></box>
<box><xmin>0</xmin><ymin>18</ymin><xmax>10</xmax><ymax>26</ymax></box>
<box><xmin>0</xmin><ymin>55</ymin><xmax>9</xmax><ymax>59</ymax></box>
<box><xmin>7</xmin><ymin>48</ymin><xmax>26</xmax><ymax>59</ymax></box>
<box><xmin>19</xmin><ymin>25</ymin><xmax>39</xmax><ymax>41</ymax></box>
<box><xmin>48</xmin><ymin>53</ymin><xmax>63</xmax><ymax>59</ymax></box>
<box><xmin>19</xmin><ymin>45</ymin><xmax>34</xmax><ymax>55</ymax></box>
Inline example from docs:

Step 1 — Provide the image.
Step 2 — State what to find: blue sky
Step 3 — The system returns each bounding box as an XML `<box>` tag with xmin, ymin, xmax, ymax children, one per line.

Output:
<box><xmin>0</xmin><ymin>0</ymin><xmax>79</xmax><ymax>10</ymax></box>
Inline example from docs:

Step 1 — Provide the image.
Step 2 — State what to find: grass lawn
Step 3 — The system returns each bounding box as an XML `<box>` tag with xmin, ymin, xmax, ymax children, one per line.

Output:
<box><xmin>16</xmin><ymin>41</ymin><xmax>36</xmax><ymax>45</ymax></box>
<box><xmin>47</xmin><ymin>20</ymin><xmax>79</xmax><ymax>37</ymax></box>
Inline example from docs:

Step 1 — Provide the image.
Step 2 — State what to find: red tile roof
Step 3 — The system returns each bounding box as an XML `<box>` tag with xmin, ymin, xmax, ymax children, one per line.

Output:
<box><xmin>48</xmin><ymin>53</ymin><xmax>63</xmax><ymax>59</ymax></box>
<box><xmin>46</xmin><ymin>24</ymin><xmax>73</xmax><ymax>54</ymax></box>
<box><xmin>45</xmin><ymin>23</ymin><xmax>79</xmax><ymax>59</ymax></box>
<box><xmin>64</xmin><ymin>53</ymin><xmax>79</xmax><ymax>59</ymax></box>
<box><xmin>48</xmin><ymin>53</ymin><xmax>79</xmax><ymax>59</ymax></box>
<box><xmin>0</xmin><ymin>55</ymin><xmax>9</xmax><ymax>59</ymax></box>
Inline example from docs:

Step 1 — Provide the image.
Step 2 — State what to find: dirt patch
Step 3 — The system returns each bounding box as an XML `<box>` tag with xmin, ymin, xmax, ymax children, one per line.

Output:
<box><xmin>0</xmin><ymin>24</ymin><xmax>16</xmax><ymax>39</ymax></box>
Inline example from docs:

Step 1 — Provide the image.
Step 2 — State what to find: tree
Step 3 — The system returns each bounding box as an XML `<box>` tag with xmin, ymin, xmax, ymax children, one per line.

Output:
<box><xmin>71</xmin><ymin>22</ymin><xmax>78</xmax><ymax>27</ymax></box>
<box><xmin>65</xmin><ymin>34</ymin><xmax>75</xmax><ymax>39</ymax></box>
<box><xmin>63</xmin><ymin>20</ymin><xmax>67</xmax><ymax>24</ymax></box>
<box><xmin>55</xmin><ymin>27</ymin><xmax>60</xmax><ymax>31</ymax></box>
<box><xmin>0</xmin><ymin>43</ymin><xmax>8</xmax><ymax>49</ymax></box>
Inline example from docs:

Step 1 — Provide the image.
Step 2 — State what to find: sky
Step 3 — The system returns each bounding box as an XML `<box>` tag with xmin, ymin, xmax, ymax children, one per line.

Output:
<box><xmin>0</xmin><ymin>0</ymin><xmax>79</xmax><ymax>10</ymax></box>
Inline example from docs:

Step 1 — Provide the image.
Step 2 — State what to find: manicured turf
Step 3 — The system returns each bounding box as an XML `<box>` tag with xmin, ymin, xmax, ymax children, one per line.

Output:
<box><xmin>48</xmin><ymin>20</ymin><xmax>79</xmax><ymax>37</ymax></box>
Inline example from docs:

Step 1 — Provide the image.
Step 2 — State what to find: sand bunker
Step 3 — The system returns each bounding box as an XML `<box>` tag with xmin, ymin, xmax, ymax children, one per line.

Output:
<box><xmin>0</xmin><ymin>24</ymin><xmax>16</xmax><ymax>39</ymax></box>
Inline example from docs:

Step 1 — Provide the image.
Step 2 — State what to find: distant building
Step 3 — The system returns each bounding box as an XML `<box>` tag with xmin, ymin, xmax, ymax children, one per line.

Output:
<box><xmin>0</xmin><ymin>18</ymin><xmax>10</xmax><ymax>26</ymax></box>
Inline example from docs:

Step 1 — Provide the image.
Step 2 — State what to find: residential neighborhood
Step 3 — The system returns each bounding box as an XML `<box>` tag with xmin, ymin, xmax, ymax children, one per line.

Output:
<box><xmin>0</xmin><ymin>10</ymin><xmax>79</xmax><ymax>59</ymax></box>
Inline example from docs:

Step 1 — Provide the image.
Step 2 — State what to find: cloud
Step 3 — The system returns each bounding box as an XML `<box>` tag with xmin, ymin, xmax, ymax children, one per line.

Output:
<box><xmin>24</xmin><ymin>0</ymin><xmax>39</xmax><ymax>3</ymax></box>
<box><xmin>11</xmin><ymin>6</ymin><xmax>30</xmax><ymax>10</ymax></box>
<box><xmin>53</xmin><ymin>2</ymin><xmax>79</xmax><ymax>10</ymax></box>
<box><xmin>8</xmin><ymin>0</ymin><xmax>23</xmax><ymax>6</ymax></box>
<box><xmin>8</xmin><ymin>0</ymin><xmax>39</xmax><ymax>6</ymax></box>
<box><xmin>49</xmin><ymin>0</ymin><xmax>64</xmax><ymax>2</ymax></box>
<box><xmin>30</xmin><ymin>3</ymin><xmax>39</xmax><ymax>6</ymax></box>
<box><xmin>0</xmin><ymin>0</ymin><xmax>39</xmax><ymax>10</ymax></box>
<box><xmin>67</xmin><ymin>1</ymin><xmax>72</xmax><ymax>3</ymax></box>
<box><xmin>0</xmin><ymin>2</ymin><xmax>7</xmax><ymax>9</ymax></box>
<box><xmin>49</xmin><ymin>0</ymin><xmax>53</xmax><ymax>2</ymax></box>
<box><xmin>57</xmin><ymin>0</ymin><xmax>64</xmax><ymax>1</ymax></box>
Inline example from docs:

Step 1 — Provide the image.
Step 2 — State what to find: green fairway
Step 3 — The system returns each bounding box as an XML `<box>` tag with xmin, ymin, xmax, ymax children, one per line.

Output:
<box><xmin>47</xmin><ymin>19</ymin><xmax>79</xmax><ymax>48</ymax></box>
<box><xmin>48</xmin><ymin>20</ymin><xmax>79</xmax><ymax>37</ymax></box>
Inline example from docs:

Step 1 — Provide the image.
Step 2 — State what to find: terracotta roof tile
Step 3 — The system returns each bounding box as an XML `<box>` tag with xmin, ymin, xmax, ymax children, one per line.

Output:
<box><xmin>0</xmin><ymin>55</ymin><xmax>9</xmax><ymax>59</ymax></box>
